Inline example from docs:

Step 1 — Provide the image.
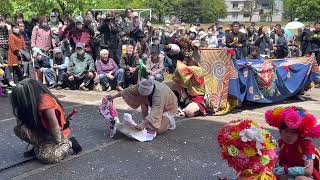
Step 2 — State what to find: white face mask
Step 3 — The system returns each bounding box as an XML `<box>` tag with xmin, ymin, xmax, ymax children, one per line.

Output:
<box><xmin>50</xmin><ymin>17</ymin><xmax>57</xmax><ymax>23</ymax></box>
<box><xmin>41</xmin><ymin>22</ymin><xmax>48</xmax><ymax>28</ymax></box>
<box><xmin>76</xmin><ymin>24</ymin><xmax>83</xmax><ymax>30</ymax></box>
<box><xmin>77</xmin><ymin>49</ymin><xmax>84</xmax><ymax>55</ymax></box>
<box><xmin>13</xmin><ymin>28</ymin><xmax>20</xmax><ymax>34</ymax></box>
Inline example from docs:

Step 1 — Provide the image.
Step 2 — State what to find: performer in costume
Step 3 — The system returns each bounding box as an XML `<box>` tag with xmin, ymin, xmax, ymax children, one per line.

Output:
<box><xmin>265</xmin><ymin>106</ymin><xmax>320</xmax><ymax>179</ymax></box>
<box><xmin>217</xmin><ymin>119</ymin><xmax>277</xmax><ymax>180</ymax></box>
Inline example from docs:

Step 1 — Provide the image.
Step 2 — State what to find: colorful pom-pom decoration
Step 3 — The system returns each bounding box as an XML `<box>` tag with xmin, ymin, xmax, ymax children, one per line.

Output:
<box><xmin>217</xmin><ymin>119</ymin><xmax>277</xmax><ymax>176</ymax></box>
<box><xmin>265</xmin><ymin>106</ymin><xmax>320</xmax><ymax>138</ymax></box>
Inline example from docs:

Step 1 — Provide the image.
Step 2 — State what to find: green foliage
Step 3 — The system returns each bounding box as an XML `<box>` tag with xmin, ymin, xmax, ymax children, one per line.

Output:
<box><xmin>283</xmin><ymin>0</ymin><xmax>320</xmax><ymax>21</ymax></box>
<box><xmin>1</xmin><ymin>0</ymin><xmax>226</xmax><ymax>23</ymax></box>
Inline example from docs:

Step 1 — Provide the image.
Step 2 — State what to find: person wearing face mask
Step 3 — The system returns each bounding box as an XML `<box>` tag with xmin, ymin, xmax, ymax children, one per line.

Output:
<box><xmin>120</xmin><ymin>43</ymin><xmax>140</xmax><ymax>87</ymax></box>
<box><xmin>31</xmin><ymin>16</ymin><xmax>55</xmax><ymax>54</ymax></box>
<box><xmin>8</xmin><ymin>23</ymin><xmax>25</xmax><ymax>86</ymax></box>
<box><xmin>33</xmin><ymin>47</ymin><xmax>55</xmax><ymax>88</ymax></box>
<box><xmin>206</xmin><ymin>28</ymin><xmax>218</xmax><ymax>48</ymax></box>
<box><xmin>0</xmin><ymin>15</ymin><xmax>9</xmax><ymax>67</ymax></box>
<box><xmin>49</xmin><ymin>12</ymin><xmax>63</xmax><ymax>47</ymax></box>
<box><xmin>62</xmin><ymin>43</ymin><xmax>95</xmax><ymax>90</ymax></box>
<box><xmin>52</xmin><ymin>47</ymin><xmax>69</xmax><ymax>90</ymax></box>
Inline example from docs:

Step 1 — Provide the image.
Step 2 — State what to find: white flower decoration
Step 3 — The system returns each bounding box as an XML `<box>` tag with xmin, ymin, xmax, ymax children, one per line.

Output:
<box><xmin>239</xmin><ymin>126</ymin><xmax>265</xmax><ymax>155</ymax></box>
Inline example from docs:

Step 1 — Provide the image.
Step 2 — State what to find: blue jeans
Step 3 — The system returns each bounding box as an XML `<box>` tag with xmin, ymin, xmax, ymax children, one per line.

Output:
<box><xmin>99</xmin><ymin>68</ymin><xmax>124</xmax><ymax>88</ymax></box>
<box><xmin>41</xmin><ymin>68</ymin><xmax>55</xmax><ymax>85</ymax></box>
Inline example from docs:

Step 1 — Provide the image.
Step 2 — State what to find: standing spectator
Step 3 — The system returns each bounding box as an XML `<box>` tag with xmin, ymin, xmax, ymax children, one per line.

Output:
<box><xmin>63</xmin><ymin>43</ymin><xmax>95</xmax><ymax>90</ymax></box>
<box><xmin>216</xmin><ymin>27</ymin><xmax>226</xmax><ymax>47</ymax></box>
<box><xmin>98</xmin><ymin>11</ymin><xmax>122</xmax><ymax>64</ymax></box>
<box><xmin>95</xmin><ymin>49</ymin><xmax>124</xmax><ymax>91</ymax></box>
<box><xmin>146</xmin><ymin>45</ymin><xmax>165</xmax><ymax>82</ymax></box>
<box><xmin>8</xmin><ymin>23</ymin><xmax>25</xmax><ymax>86</ymax></box>
<box><xmin>0</xmin><ymin>16</ymin><xmax>9</xmax><ymax>65</ymax></box>
<box><xmin>272</xmin><ymin>29</ymin><xmax>288</xmax><ymax>59</ymax></box>
<box><xmin>31</xmin><ymin>16</ymin><xmax>54</xmax><ymax>54</ymax></box>
<box><xmin>254</xmin><ymin>26</ymin><xmax>270</xmax><ymax>56</ymax></box>
<box><xmin>18</xmin><ymin>22</ymin><xmax>31</xmax><ymax>51</ymax></box>
<box><xmin>206</xmin><ymin>28</ymin><xmax>218</xmax><ymax>48</ymax></box>
<box><xmin>226</xmin><ymin>21</ymin><xmax>247</xmax><ymax>59</ymax></box>
<box><xmin>62</xmin><ymin>16</ymin><xmax>94</xmax><ymax>54</ymax></box>
<box><xmin>311</xmin><ymin>22</ymin><xmax>320</xmax><ymax>65</ymax></box>
<box><xmin>33</xmin><ymin>47</ymin><xmax>55</xmax><ymax>88</ymax></box>
<box><xmin>120</xmin><ymin>43</ymin><xmax>140</xmax><ymax>87</ymax></box>
<box><xmin>299</xmin><ymin>26</ymin><xmax>312</xmax><ymax>56</ymax></box>
<box><xmin>49</xmin><ymin>12</ymin><xmax>63</xmax><ymax>47</ymax></box>
<box><xmin>58</xmin><ymin>14</ymin><xmax>73</xmax><ymax>57</ymax></box>
<box><xmin>247</xmin><ymin>25</ymin><xmax>258</xmax><ymax>55</ymax></box>
<box><xmin>52</xmin><ymin>47</ymin><xmax>69</xmax><ymax>90</ymax></box>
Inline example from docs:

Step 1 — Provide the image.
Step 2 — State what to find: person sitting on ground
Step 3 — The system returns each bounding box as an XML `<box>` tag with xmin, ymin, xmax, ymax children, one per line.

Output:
<box><xmin>52</xmin><ymin>47</ymin><xmax>69</xmax><ymax>90</ymax></box>
<box><xmin>166</xmin><ymin>46</ymin><xmax>206</xmax><ymax>118</ymax></box>
<box><xmin>146</xmin><ymin>45</ymin><xmax>165</xmax><ymax>82</ymax></box>
<box><xmin>95</xmin><ymin>49</ymin><xmax>124</xmax><ymax>92</ymax></box>
<box><xmin>62</xmin><ymin>43</ymin><xmax>95</xmax><ymax>90</ymax></box>
<box><xmin>33</xmin><ymin>47</ymin><xmax>55</xmax><ymax>89</ymax></box>
<box><xmin>120</xmin><ymin>43</ymin><xmax>140</xmax><ymax>87</ymax></box>
<box><xmin>247</xmin><ymin>46</ymin><xmax>262</xmax><ymax>59</ymax></box>
<box><xmin>107</xmin><ymin>79</ymin><xmax>178</xmax><ymax>135</ymax></box>
<box><xmin>11</xmin><ymin>78</ymin><xmax>82</xmax><ymax>164</ymax></box>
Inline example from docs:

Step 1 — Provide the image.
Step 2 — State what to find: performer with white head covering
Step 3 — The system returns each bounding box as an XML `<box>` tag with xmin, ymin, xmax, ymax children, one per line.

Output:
<box><xmin>107</xmin><ymin>79</ymin><xmax>178</xmax><ymax>134</ymax></box>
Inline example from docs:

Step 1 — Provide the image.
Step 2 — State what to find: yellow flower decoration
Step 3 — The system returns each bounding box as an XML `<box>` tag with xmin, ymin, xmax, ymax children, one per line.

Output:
<box><xmin>228</xmin><ymin>131</ymin><xmax>240</xmax><ymax>140</ymax></box>
<box><xmin>228</xmin><ymin>145</ymin><xmax>239</xmax><ymax>157</ymax></box>
<box><xmin>241</xmin><ymin>169</ymin><xmax>254</xmax><ymax>176</ymax></box>
<box><xmin>260</xmin><ymin>155</ymin><xmax>270</xmax><ymax>166</ymax></box>
<box><xmin>265</xmin><ymin>140</ymin><xmax>275</xmax><ymax>150</ymax></box>
<box><xmin>243</xmin><ymin>146</ymin><xmax>256</xmax><ymax>157</ymax></box>
<box><xmin>272</xmin><ymin>107</ymin><xmax>285</xmax><ymax>116</ymax></box>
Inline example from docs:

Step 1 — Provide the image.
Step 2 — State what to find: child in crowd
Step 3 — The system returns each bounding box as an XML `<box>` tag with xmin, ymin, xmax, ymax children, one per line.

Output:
<box><xmin>138</xmin><ymin>53</ymin><xmax>148</xmax><ymax>80</ymax></box>
<box><xmin>217</xmin><ymin>119</ymin><xmax>277</xmax><ymax>179</ymax></box>
<box><xmin>11</xmin><ymin>78</ymin><xmax>82</xmax><ymax>163</ymax></box>
<box><xmin>265</xmin><ymin>106</ymin><xmax>320</xmax><ymax>179</ymax></box>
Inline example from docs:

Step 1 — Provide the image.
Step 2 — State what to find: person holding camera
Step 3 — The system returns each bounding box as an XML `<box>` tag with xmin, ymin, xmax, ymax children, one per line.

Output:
<box><xmin>98</xmin><ymin>11</ymin><xmax>122</xmax><ymax>65</ymax></box>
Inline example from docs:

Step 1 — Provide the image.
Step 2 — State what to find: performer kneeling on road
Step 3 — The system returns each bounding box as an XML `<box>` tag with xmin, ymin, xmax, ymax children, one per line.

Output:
<box><xmin>11</xmin><ymin>78</ymin><xmax>82</xmax><ymax>164</ymax></box>
<box><xmin>107</xmin><ymin>79</ymin><xmax>178</xmax><ymax>134</ymax></box>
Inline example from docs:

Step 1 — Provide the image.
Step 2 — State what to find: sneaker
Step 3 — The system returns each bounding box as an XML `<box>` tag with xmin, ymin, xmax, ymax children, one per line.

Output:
<box><xmin>56</xmin><ymin>85</ymin><xmax>63</xmax><ymax>90</ymax></box>
<box><xmin>9</xmin><ymin>81</ymin><xmax>16</xmax><ymax>87</ymax></box>
<box><xmin>0</xmin><ymin>82</ymin><xmax>7</xmax><ymax>88</ymax></box>
<box><xmin>69</xmin><ymin>137</ymin><xmax>82</xmax><ymax>154</ymax></box>
<box><xmin>48</xmin><ymin>84</ymin><xmax>55</xmax><ymax>89</ymax></box>
<box><xmin>79</xmin><ymin>84</ymin><xmax>89</xmax><ymax>91</ymax></box>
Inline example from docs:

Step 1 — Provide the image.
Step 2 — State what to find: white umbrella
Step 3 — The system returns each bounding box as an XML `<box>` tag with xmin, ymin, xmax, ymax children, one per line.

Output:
<box><xmin>285</xmin><ymin>21</ymin><xmax>305</xmax><ymax>30</ymax></box>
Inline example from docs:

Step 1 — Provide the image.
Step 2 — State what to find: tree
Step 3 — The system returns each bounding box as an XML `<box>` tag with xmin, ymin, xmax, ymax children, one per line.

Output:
<box><xmin>283</xmin><ymin>0</ymin><xmax>320</xmax><ymax>21</ymax></box>
<box><xmin>241</xmin><ymin>0</ymin><xmax>258</xmax><ymax>22</ymax></box>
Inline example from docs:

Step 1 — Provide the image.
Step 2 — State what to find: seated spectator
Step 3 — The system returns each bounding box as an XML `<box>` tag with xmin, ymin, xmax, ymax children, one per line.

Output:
<box><xmin>95</xmin><ymin>49</ymin><xmax>124</xmax><ymax>92</ymax></box>
<box><xmin>247</xmin><ymin>46</ymin><xmax>262</xmax><ymax>59</ymax></box>
<box><xmin>62</xmin><ymin>43</ymin><xmax>95</xmax><ymax>90</ymax></box>
<box><xmin>8</xmin><ymin>23</ymin><xmax>25</xmax><ymax>86</ymax></box>
<box><xmin>52</xmin><ymin>47</ymin><xmax>69</xmax><ymax>90</ymax></box>
<box><xmin>146</xmin><ymin>45</ymin><xmax>165</xmax><ymax>82</ymax></box>
<box><xmin>33</xmin><ymin>47</ymin><xmax>55</xmax><ymax>88</ymax></box>
<box><xmin>120</xmin><ymin>44</ymin><xmax>140</xmax><ymax>87</ymax></box>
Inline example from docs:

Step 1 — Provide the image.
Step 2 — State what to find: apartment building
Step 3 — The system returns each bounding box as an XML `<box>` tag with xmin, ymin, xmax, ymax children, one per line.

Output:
<box><xmin>219</xmin><ymin>0</ymin><xmax>283</xmax><ymax>22</ymax></box>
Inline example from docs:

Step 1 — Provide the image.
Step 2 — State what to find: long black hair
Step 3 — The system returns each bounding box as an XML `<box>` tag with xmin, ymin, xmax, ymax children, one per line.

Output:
<box><xmin>10</xmin><ymin>78</ymin><xmax>63</xmax><ymax>133</ymax></box>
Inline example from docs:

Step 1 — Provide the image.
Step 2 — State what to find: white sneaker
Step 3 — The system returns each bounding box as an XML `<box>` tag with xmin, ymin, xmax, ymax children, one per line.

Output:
<box><xmin>9</xmin><ymin>81</ymin><xmax>16</xmax><ymax>87</ymax></box>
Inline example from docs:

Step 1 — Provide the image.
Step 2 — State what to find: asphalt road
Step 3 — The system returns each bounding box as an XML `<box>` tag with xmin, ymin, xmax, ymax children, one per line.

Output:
<box><xmin>1</xmin><ymin>88</ymin><xmax>320</xmax><ymax>180</ymax></box>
